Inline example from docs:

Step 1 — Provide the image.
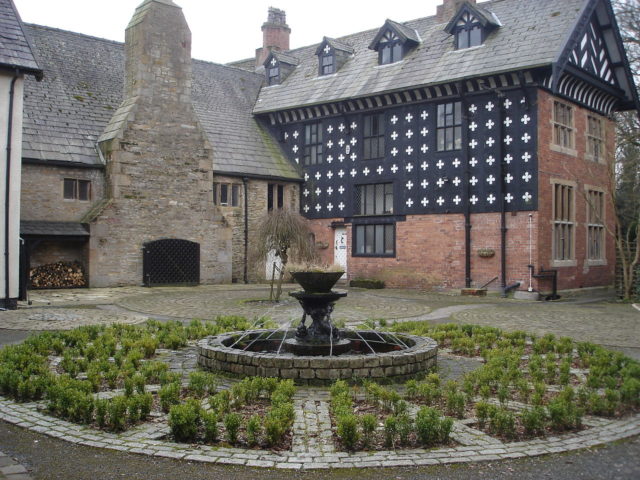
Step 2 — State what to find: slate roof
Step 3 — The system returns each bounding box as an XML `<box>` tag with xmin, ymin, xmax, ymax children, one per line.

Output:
<box><xmin>20</xmin><ymin>221</ymin><xmax>89</xmax><ymax>237</ymax></box>
<box><xmin>253</xmin><ymin>0</ymin><xmax>588</xmax><ymax>113</ymax></box>
<box><xmin>21</xmin><ymin>24</ymin><xmax>300</xmax><ymax>180</ymax></box>
<box><xmin>0</xmin><ymin>0</ymin><xmax>41</xmax><ymax>76</ymax></box>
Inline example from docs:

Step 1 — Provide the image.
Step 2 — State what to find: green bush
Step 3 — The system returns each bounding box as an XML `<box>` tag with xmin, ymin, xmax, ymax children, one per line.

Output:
<box><xmin>489</xmin><ymin>407</ymin><xmax>516</xmax><ymax>439</ymax></box>
<box><xmin>159</xmin><ymin>382</ymin><xmax>181</xmax><ymax>413</ymax></box>
<box><xmin>169</xmin><ymin>400</ymin><xmax>201</xmax><ymax>443</ymax></box>
<box><xmin>202</xmin><ymin>411</ymin><xmax>219</xmax><ymax>443</ymax></box>
<box><xmin>384</xmin><ymin>415</ymin><xmax>397</xmax><ymax>448</ymax></box>
<box><xmin>397</xmin><ymin>413</ymin><xmax>413</xmax><ymax>445</ymax></box>
<box><xmin>475</xmin><ymin>401</ymin><xmax>491</xmax><ymax>429</ymax></box>
<box><xmin>224</xmin><ymin>413</ymin><xmax>241</xmax><ymax>444</ymax></box>
<box><xmin>337</xmin><ymin>414</ymin><xmax>360</xmax><ymax>450</ymax></box>
<box><xmin>521</xmin><ymin>406</ymin><xmax>547</xmax><ymax>435</ymax></box>
<box><xmin>246</xmin><ymin>414</ymin><xmax>262</xmax><ymax>447</ymax></box>
<box><xmin>188</xmin><ymin>371</ymin><xmax>217</xmax><ymax>398</ymax></box>
<box><xmin>445</xmin><ymin>390</ymin><xmax>465</xmax><ymax>418</ymax></box>
<box><xmin>107</xmin><ymin>395</ymin><xmax>129</xmax><ymax>432</ymax></box>
<box><xmin>209</xmin><ymin>390</ymin><xmax>231</xmax><ymax>415</ymax></box>
<box><xmin>415</xmin><ymin>406</ymin><xmax>452</xmax><ymax>446</ymax></box>
<box><xmin>360</xmin><ymin>414</ymin><xmax>377</xmax><ymax>448</ymax></box>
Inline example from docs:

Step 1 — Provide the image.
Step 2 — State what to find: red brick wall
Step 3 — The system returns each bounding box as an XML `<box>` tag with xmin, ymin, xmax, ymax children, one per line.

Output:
<box><xmin>536</xmin><ymin>90</ymin><xmax>615</xmax><ymax>290</ymax></box>
<box><xmin>307</xmin><ymin>212</ymin><xmax>542</xmax><ymax>291</ymax></box>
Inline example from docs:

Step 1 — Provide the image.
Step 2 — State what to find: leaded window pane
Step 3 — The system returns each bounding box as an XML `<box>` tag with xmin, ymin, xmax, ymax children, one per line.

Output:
<box><xmin>78</xmin><ymin>180</ymin><xmax>91</xmax><ymax>201</ymax></box>
<box><xmin>63</xmin><ymin>179</ymin><xmax>76</xmax><ymax>200</ymax></box>
<box><xmin>469</xmin><ymin>26</ymin><xmax>482</xmax><ymax>47</ymax></box>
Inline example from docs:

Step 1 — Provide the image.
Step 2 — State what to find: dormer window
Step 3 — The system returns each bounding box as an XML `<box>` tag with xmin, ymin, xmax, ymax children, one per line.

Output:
<box><xmin>263</xmin><ymin>52</ymin><xmax>300</xmax><ymax>86</ymax></box>
<box><xmin>315</xmin><ymin>37</ymin><xmax>354</xmax><ymax>76</ymax></box>
<box><xmin>379</xmin><ymin>31</ymin><xmax>403</xmax><ymax>65</ymax></box>
<box><xmin>444</xmin><ymin>3</ymin><xmax>500</xmax><ymax>50</ymax></box>
<box><xmin>369</xmin><ymin>20</ymin><xmax>420</xmax><ymax>66</ymax></box>
<box><xmin>320</xmin><ymin>45</ymin><xmax>335</xmax><ymax>75</ymax></box>
<box><xmin>267</xmin><ymin>58</ymin><xmax>280</xmax><ymax>85</ymax></box>
<box><xmin>456</xmin><ymin>13</ymin><xmax>483</xmax><ymax>49</ymax></box>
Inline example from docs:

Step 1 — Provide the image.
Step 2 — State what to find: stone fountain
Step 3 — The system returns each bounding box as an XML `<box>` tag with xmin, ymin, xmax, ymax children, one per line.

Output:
<box><xmin>197</xmin><ymin>271</ymin><xmax>438</xmax><ymax>384</ymax></box>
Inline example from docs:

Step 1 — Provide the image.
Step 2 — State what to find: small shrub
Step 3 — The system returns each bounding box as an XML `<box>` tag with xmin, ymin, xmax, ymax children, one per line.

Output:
<box><xmin>475</xmin><ymin>401</ymin><xmax>491</xmax><ymax>429</ymax></box>
<box><xmin>336</xmin><ymin>413</ymin><xmax>360</xmax><ymax>450</ymax></box>
<box><xmin>169</xmin><ymin>400</ymin><xmax>201</xmax><ymax>443</ymax></box>
<box><xmin>384</xmin><ymin>415</ymin><xmax>397</xmax><ymax>448</ymax></box>
<box><xmin>159</xmin><ymin>382</ymin><xmax>181</xmax><ymax>413</ymax></box>
<box><xmin>202</xmin><ymin>411</ymin><xmax>219</xmax><ymax>443</ymax></box>
<box><xmin>107</xmin><ymin>395</ymin><xmax>128</xmax><ymax>432</ymax></box>
<box><xmin>415</xmin><ymin>406</ymin><xmax>451</xmax><ymax>446</ymax></box>
<box><xmin>445</xmin><ymin>390</ymin><xmax>465</xmax><ymax>418</ymax></box>
<box><xmin>521</xmin><ymin>406</ymin><xmax>547</xmax><ymax>435</ymax></box>
<box><xmin>350</xmin><ymin>278</ymin><xmax>385</xmax><ymax>289</ymax></box>
<box><xmin>224</xmin><ymin>413</ymin><xmax>241</xmax><ymax>444</ymax></box>
<box><xmin>209</xmin><ymin>390</ymin><xmax>232</xmax><ymax>415</ymax></box>
<box><xmin>397</xmin><ymin>413</ymin><xmax>413</xmax><ymax>445</ymax></box>
<box><xmin>246</xmin><ymin>415</ymin><xmax>262</xmax><ymax>447</ymax></box>
<box><xmin>360</xmin><ymin>414</ymin><xmax>377</xmax><ymax>448</ymax></box>
<box><xmin>188</xmin><ymin>371</ymin><xmax>217</xmax><ymax>398</ymax></box>
<box><xmin>489</xmin><ymin>407</ymin><xmax>516</xmax><ymax>439</ymax></box>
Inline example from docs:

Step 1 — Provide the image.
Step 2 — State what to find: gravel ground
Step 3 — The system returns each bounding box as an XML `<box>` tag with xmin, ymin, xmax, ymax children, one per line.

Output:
<box><xmin>0</xmin><ymin>423</ymin><xmax>638</xmax><ymax>480</ymax></box>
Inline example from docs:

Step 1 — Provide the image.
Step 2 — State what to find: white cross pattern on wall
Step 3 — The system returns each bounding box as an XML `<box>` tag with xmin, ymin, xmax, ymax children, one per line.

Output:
<box><xmin>523</xmin><ymin>192</ymin><xmax>532</xmax><ymax>202</ymax></box>
<box><xmin>470</xmin><ymin>176</ymin><xmax>478</xmax><ymax>186</ymax></box>
<box><xmin>453</xmin><ymin>177</ymin><xmax>461</xmax><ymax>187</ymax></box>
<box><xmin>436</xmin><ymin>160</ymin><xmax>445</xmax><ymax>169</ymax></box>
<box><xmin>304</xmin><ymin>173</ymin><xmax>309</xmax><ymax>181</ymax></box>
<box><xmin>406</xmin><ymin>163</ymin><xmax>414</xmax><ymax>172</ymax></box>
<box><xmin>391</xmin><ymin>164</ymin><xmax>399</xmax><ymax>173</ymax></box>
<box><xmin>504</xmin><ymin>135</ymin><xmax>513</xmax><ymax>145</ymax></box>
<box><xmin>391</xmin><ymin>131</ymin><xmax>399</xmax><ymax>141</ymax></box>
<box><xmin>327</xmin><ymin>140</ymin><xmax>333</xmax><ymax>149</ymax></box>
<box><xmin>327</xmin><ymin>186</ymin><xmax>333</xmax><ymax>195</ymax></box>
<box><xmin>437</xmin><ymin>178</ymin><xmax>445</xmax><ymax>188</ymax></box>
<box><xmin>327</xmin><ymin>125</ymin><xmax>334</xmax><ymax>133</ymax></box>
<box><xmin>487</xmin><ymin>194</ymin><xmax>496</xmax><ymax>204</ymax></box>
<box><xmin>327</xmin><ymin>155</ymin><xmax>333</xmax><ymax>164</ymax></box>
<box><xmin>350</xmin><ymin>122</ymin><xmax>358</xmax><ymax>130</ymax></box>
<box><xmin>486</xmin><ymin>137</ymin><xmax>495</xmax><ymax>147</ymax></box>
<box><xmin>390</xmin><ymin>115</ymin><xmax>398</xmax><ymax>124</ymax></box>
<box><xmin>303</xmin><ymin>205</ymin><xmax>310</xmax><ymax>213</ymax></box>
<box><xmin>324</xmin><ymin>44</ymin><xmax>331</xmax><ymax>54</ymax></box>
<box><xmin>406</xmin><ymin>146</ymin><xmax>414</xmax><ymax>155</ymax></box>
<box><xmin>486</xmin><ymin>119</ymin><xmax>495</xmax><ymax>129</ymax></box>
<box><xmin>504</xmin><ymin>154</ymin><xmax>513</xmax><ymax>164</ymax></box>
<box><xmin>326</xmin><ymin>171</ymin><xmax>333</xmax><ymax>179</ymax></box>
<box><xmin>505</xmin><ymin>173</ymin><xmax>513</xmax><ymax>184</ymax></box>
<box><xmin>437</xmin><ymin>196</ymin><xmax>445</xmax><ymax>206</ymax></box>
<box><xmin>505</xmin><ymin>193</ymin><xmax>514</xmax><ymax>203</ymax></box>
<box><xmin>485</xmin><ymin>101</ymin><xmax>495</xmax><ymax>111</ymax></box>
<box><xmin>421</xmin><ymin>179</ymin><xmax>429</xmax><ymax>189</ymax></box>
<box><xmin>315</xmin><ymin>187</ymin><xmax>322</xmax><ymax>196</ymax></box>
<box><xmin>521</xmin><ymin>114</ymin><xmax>531</xmax><ymax>125</ymax></box>
<box><xmin>470</xmin><ymin>158</ymin><xmax>478</xmax><ymax>167</ymax></box>
<box><xmin>522</xmin><ymin>152</ymin><xmax>531</xmax><ymax>162</ymax></box>
<box><xmin>338</xmin><ymin>169</ymin><xmax>345</xmax><ymax>178</ymax></box>
<box><xmin>338</xmin><ymin>185</ymin><xmax>345</xmax><ymax>194</ymax></box>
<box><xmin>504</xmin><ymin>99</ymin><xmax>512</xmax><ymax>109</ymax></box>
<box><xmin>377</xmin><ymin>166</ymin><xmax>384</xmax><ymax>175</ymax></box>
<box><xmin>391</xmin><ymin>147</ymin><xmax>398</xmax><ymax>157</ymax></box>
<box><xmin>303</xmin><ymin>188</ymin><xmax>309</xmax><ymax>197</ymax></box>
<box><xmin>470</xmin><ymin>122</ymin><xmax>478</xmax><ymax>132</ymax></box>
<box><xmin>339</xmin><ymin>123</ymin><xmax>345</xmax><ymax>132</ymax></box>
<box><xmin>293</xmin><ymin>130</ymin><xmax>299</xmax><ymax>139</ymax></box>
<box><xmin>362</xmin><ymin>167</ymin><xmax>370</xmax><ymax>176</ymax></box>
<box><xmin>406</xmin><ymin>130</ymin><xmax>414</xmax><ymax>139</ymax></box>
<box><xmin>327</xmin><ymin>202</ymin><xmax>334</xmax><ymax>211</ymax></box>
<box><xmin>421</xmin><ymin>144</ymin><xmax>428</xmax><ymax>154</ymax></box>
<box><xmin>421</xmin><ymin>127</ymin><xmax>429</xmax><ymax>136</ymax></box>
<box><xmin>504</xmin><ymin>117</ymin><xmax>513</xmax><ymax>127</ymax></box>
<box><xmin>470</xmin><ymin>195</ymin><xmax>478</xmax><ymax>205</ymax></box>
<box><xmin>421</xmin><ymin>110</ymin><xmax>428</xmax><ymax>120</ymax></box>
<box><xmin>487</xmin><ymin>175</ymin><xmax>496</xmax><ymax>185</ymax></box>
<box><xmin>469</xmin><ymin>139</ymin><xmax>478</xmax><ymax>149</ymax></box>
<box><xmin>453</xmin><ymin>195</ymin><xmax>462</xmax><ymax>205</ymax></box>
<box><xmin>421</xmin><ymin>197</ymin><xmax>429</xmax><ymax>206</ymax></box>
<box><xmin>338</xmin><ymin>202</ymin><xmax>345</xmax><ymax>211</ymax></box>
<box><xmin>522</xmin><ymin>133</ymin><xmax>531</xmax><ymax>143</ymax></box>
<box><xmin>315</xmin><ymin>204</ymin><xmax>321</xmax><ymax>212</ymax></box>
<box><xmin>522</xmin><ymin>172</ymin><xmax>532</xmax><ymax>182</ymax></box>
<box><xmin>421</xmin><ymin>161</ymin><xmax>428</xmax><ymax>170</ymax></box>
<box><xmin>406</xmin><ymin>180</ymin><xmax>414</xmax><ymax>190</ymax></box>
<box><xmin>315</xmin><ymin>171</ymin><xmax>321</xmax><ymax>180</ymax></box>
<box><xmin>292</xmin><ymin>145</ymin><xmax>299</xmax><ymax>153</ymax></box>
<box><xmin>350</xmin><ymin>169</ymin><xmax>357</xmax><ymax>177</ymax></box>
<box><xmin>406</xmin><ymin>198</ymin><xmax>414</xmax><ymax>207</ymax></box>
<box><xmin>406</xmin><ymin>113</ymin><xmax>413</xmax><ymax>122</ymax></box>
<box><xmin>469</xmin><ymin>104</ymin><xmax>478</xmax><ymax>114</ymax></box>
<box><xmin>486</xmin><ymin>156</ymin><xmax>495</xmax><ymax>166</ymax></box>
<box><xmin>338</xmin><ymin>139</ymin><xmax>345</xmax><ymax>147</ymax></box>
<box><xmin>452</xmin><ymin>158</ymin><xmax>461</xmax><ymax>168</ymax></box>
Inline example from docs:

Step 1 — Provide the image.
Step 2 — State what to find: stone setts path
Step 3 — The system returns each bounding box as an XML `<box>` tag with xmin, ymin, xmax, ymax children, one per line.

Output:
<box><xmin>0</xmin><ymin>284</ymin><xmax>638</xmax><ymax>471</ymax></box>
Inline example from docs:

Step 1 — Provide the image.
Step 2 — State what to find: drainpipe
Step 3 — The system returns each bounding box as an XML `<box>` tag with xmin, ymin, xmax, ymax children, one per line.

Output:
<box><xmin>243</xmin><ymin>177</ymin><xmax>249</xmax><ymax>284</ymax></box>
<box><xmin>4</xmin><ymin>73</ymin><xmax>19</xmax><ymax>309</ymax></box>
<box><xmin>458</xmin><ymin>82</ymin><xmax>472</xmax><ymax>288</ymax></box>
<box><xmin>495</xmin><ymin>89</ymin><xmax>509</xmax><ymax>298</ymax></box>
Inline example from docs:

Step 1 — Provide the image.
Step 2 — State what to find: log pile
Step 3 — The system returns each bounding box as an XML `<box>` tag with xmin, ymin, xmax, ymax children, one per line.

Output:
<box><xmin>30</xmin><ymin>261</ymin><xmax>87</xmax><ymax>289</ymax></box>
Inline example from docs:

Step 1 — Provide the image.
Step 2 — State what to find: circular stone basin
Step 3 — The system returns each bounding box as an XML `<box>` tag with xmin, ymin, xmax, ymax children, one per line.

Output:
<box><xmin>197</xmin><ymin>329</ymin><xmax>438</xmax><ymax>385</ymax></box>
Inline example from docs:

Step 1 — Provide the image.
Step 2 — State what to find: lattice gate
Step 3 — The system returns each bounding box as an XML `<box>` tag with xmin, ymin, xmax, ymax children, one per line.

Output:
<box><xmin>142</xmin><ymin>239</ymin><xmax>200</xmax><ymax>287</ymax></box>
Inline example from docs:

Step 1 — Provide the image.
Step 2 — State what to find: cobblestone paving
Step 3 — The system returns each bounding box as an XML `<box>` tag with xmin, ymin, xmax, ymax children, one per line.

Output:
<box><xmin>452</xmin><ymin>302</ymin><xmax>640</xmax><ymax>348</ymax></box>
<box><xmin>0</xmin><ymin>308</ymin><xmax>148</xmax><ymax>330</ymax></box>
<box><xmin>0</xmin><ymin>450</ymin><xmax>33</xmax><ymax>480</ymax></box>
<box><xmin>115</xmin><ymin>287</ymin><xmax>433</xmax><ymax>324</ymax></box>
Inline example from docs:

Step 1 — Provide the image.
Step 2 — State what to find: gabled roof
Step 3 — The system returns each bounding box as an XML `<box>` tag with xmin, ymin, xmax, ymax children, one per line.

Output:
<box><xmin>0</xmin><ymin>0</ymin><xmax>41</xmax><ymax>78</ymax></box>
<box><xmin>255</xmin><ymin>0</ymin><xmax>625</xmax><ymax>115</ymax></box>
<box><xmin>21</xmin><ymin>24</ymin><xmax>300</xmax><ymax>180</ymax></box>
<box><xmin>443</xmin><ymin>1</ymin><xmax>501</xmax><ymax>34</ymax></box>
<box><xmin>368</xmin><ymin>19</ymin><xmax>421</xmax><ymax>50</ymax></box>
<box><xmin>314</xmin><ymin>37</ymin><xmax>354</xmax><ymax>56</ymax></box>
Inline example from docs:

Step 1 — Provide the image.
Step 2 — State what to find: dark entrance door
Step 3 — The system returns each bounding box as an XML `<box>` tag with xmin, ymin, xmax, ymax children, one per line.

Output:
<box><xmin>142</xmin><ymin>239</ymin><xmax>200</xmax><ymax>287</ymax></box>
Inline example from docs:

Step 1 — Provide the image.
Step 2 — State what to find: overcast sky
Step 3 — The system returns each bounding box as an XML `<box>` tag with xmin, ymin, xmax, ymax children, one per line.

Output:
<box><xmin>14</xmin><ymin>0</ymin><xmax>443</xmax><ymax>64</ymax></box>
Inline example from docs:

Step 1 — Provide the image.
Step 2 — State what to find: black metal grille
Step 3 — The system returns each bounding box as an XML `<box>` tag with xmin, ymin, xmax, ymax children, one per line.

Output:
<box><xmin>142</xmin><ymin>239</ymin><xmax>200</xmax><ymax>287</ymax></box>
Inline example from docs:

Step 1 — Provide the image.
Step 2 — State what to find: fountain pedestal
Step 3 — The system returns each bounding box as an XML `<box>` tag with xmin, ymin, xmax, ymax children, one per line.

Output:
<box><xmin>284</xmin><ymin>290</ymin><xmax>352</xmax><ymax>356</ymax></box>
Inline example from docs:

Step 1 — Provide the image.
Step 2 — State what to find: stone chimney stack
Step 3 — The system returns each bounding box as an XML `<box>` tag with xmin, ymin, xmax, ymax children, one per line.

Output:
<box><xmin>437</xmin><ymin>0</ymin><xmax>475</xmax><ymax>22</ymax></box>
<box><xmin>94</xmin><ymin>0</ymin><xmax>231</xmax><ymax>288</ymax></box>
<box><xmin>124</xmin><ymin>0</ymin><xmax>192</xmax><ymax>105</ymax></box>
<box><xmin>255</xmin><ymin>7</ymin><xmax>291</xmax><ymax>67</ymax></box>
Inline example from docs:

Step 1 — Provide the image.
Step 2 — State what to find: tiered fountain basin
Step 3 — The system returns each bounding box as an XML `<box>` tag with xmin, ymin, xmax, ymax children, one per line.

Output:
<box><xmin>197</xmin><ymin>329</ymin><xmax>438</xmax><ymax>385</ymax></box>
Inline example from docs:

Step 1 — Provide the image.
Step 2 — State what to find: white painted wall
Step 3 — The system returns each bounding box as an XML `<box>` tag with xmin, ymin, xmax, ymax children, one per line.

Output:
<box><xmin>0</xmin><ymin>71</ymin><xmax>25</xmax><ymax>306</ymax></box>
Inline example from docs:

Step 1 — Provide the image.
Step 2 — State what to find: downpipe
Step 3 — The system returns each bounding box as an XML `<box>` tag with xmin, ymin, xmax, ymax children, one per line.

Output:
<box><xmin>4</xmin><ymin>73</ymin><xmax>19</xmax><ymax>309</ymax></box>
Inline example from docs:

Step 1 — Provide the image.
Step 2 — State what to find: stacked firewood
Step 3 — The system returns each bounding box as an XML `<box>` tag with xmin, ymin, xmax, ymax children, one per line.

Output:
<box><xmin>30</xmin><ymin>261</ymin><xmax>87</xmax><ymax>288</ymax></box>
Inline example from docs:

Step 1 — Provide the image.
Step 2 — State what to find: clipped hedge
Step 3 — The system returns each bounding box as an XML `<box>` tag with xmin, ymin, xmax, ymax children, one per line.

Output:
<box><xmin>350</xmin><ymin>278</ymin><xmax>385</xmax><ymax>289</ymax></box>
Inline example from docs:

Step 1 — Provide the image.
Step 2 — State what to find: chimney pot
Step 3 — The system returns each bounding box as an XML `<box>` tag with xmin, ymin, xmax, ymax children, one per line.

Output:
<box><xmin>437</xmin><ymin>0</ymin><xmax>475</xmax><ymax>22</ymax></box>
<box><xmin>256</xmin><ymin>7</ymin><xmax>291</xmax><ymax>68</ymax></box>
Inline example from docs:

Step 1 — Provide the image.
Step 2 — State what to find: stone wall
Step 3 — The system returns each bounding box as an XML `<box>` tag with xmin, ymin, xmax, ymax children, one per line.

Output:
<box><xmin>20</xmin><ymin>164</ymin><xmax>105</xmax><ymax>222</ymax></box>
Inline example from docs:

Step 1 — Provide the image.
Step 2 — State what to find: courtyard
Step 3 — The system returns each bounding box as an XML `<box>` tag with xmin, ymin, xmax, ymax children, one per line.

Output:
<box><xmin>0</xmin><ymin>285</ymin><xmax>638</xmax><ymax>479</ymax></box>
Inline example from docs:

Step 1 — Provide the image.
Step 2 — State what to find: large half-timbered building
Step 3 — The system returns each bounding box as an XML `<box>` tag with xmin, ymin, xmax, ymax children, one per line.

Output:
<box><xmin>1</xmin><ymin>0</ymin><xmax>637</xmax><ymax>302</ymax></box>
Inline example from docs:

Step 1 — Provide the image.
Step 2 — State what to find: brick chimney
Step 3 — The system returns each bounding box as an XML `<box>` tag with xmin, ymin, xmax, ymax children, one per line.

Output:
<box><xmin>255</xmin><ymin>7</ymin><xmax>291</xmax><ymax>68</ymax></box>
<box><xmin>94</xmin><ymin>0</ymin><xmax>230</xmax><ymax>287</ymax></box>
<box><xmin>437</xmin><ymin>0</ymin><xmax>475</xmax><ymax>22</ymax></box>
